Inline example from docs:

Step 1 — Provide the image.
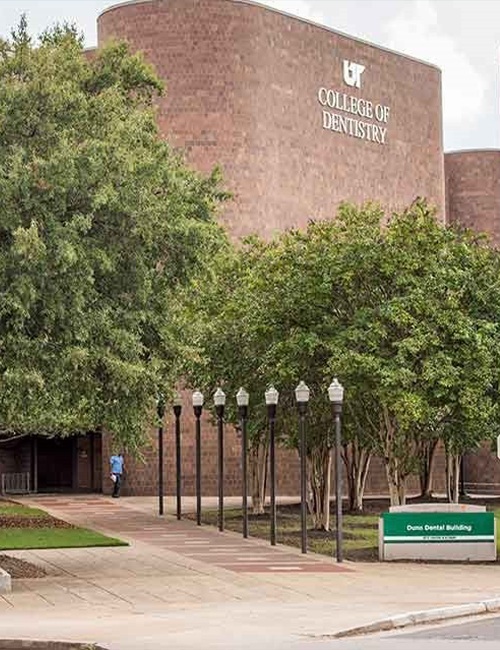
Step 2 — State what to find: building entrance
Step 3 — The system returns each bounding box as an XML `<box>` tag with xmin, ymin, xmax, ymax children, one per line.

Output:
<box><xmin>33</xmin><ymin>433</ymin><xmax>103</xmax><ymax>493</ymax></box>
<box><xmin>36</xmin><ymin>437</ymin><xmax>74</xmax><ymax>491</ymax></box>
<box><xmin>0</xmin><ymin>433</ymin><xmax>103</xmax><ymax>494</ymax></box>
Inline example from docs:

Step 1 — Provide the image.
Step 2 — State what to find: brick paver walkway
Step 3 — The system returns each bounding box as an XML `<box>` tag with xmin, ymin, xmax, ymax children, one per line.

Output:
<box><xmin>26</xmin><ymin>495</ymin><xmax>351</xmax><ymax>574</ymax></box>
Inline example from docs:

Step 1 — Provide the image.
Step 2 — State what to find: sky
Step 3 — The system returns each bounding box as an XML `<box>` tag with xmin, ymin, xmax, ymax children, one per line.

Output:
<box><xmin>0</xmin><ymin>0</ymin><xmax>498</xmax><ymax>151</ymax></box>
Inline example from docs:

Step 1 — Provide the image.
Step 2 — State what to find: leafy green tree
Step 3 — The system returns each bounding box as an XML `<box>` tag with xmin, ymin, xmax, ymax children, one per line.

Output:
<box><xmin>181</xmin><ymin>212</ymin><xmax>381</xmax><ymax>527</ymax></box>
<box><xmin>175</xmin><ymin>240</ymin><xmax>273</xmax><ymax>514</ymax></box>
<box><xmin>184</xmin><ymin>198</ymin><xmax>500</xmax><ymax>517</ymax></box>
<box><xmin>329</xmin><ymin>201</ymin><xmax>500</xmax><ymax>504</ymax></box>
<box><xmin>0</xmin><ymin>19</ymin><xmax>228</xmax><ymax>447</ymax></box>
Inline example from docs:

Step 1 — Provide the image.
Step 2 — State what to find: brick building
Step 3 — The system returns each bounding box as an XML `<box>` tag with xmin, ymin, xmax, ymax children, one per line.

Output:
<box><xmin>1</xmin><ymin>0</ymin><xmax>498</xmax><ymax>496</ymax></box>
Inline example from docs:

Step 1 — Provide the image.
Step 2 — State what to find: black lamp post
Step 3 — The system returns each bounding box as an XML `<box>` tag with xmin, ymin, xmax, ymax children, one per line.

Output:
<box><xmin>328</xmin><ymin>377</ymin><xmax>345</xmax><ymax>563</ymax></box>
<box><xmin>192</xmin><ymin>389</ymin><xmax>204</xmax><ymax>526</ymax></box>
<box><xmin>214</xmin><ymin>387</ymin><xmax>226</xmax><ymax>532</ymax></box>
<box><xmin>157</xmin><ymin>392</ymin><xmax>166</xmax><ymax>516</ymax></box>
<box><xmin>265</xmin><ymin>385</ymin><xmax>279</xmax><ymax>546</ymax></box>
<box><xmin>173</xmin><ymin>393</ymin><xmax>182</xmax><ymax>520</ymax></box>
<box><xmin>236</xmin><ymin>387</ymin><xmax>250</xmax><ymax>539</ymax></box>
<box><xmin>295</xmin><ymin>380</ymin><xmax>310</xmax><ymax>554</ymax></box>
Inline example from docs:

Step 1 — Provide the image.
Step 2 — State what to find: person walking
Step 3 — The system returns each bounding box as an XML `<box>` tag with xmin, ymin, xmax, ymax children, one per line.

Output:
<box><xmin>109</xmin><ymin>452</ymin><xmax>124</xmax><ymax>498</ymax></box>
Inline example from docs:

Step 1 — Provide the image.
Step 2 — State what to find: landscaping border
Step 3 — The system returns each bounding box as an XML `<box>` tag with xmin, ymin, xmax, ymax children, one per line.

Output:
<box><xmin>331</xmin><ymin>598</ymin><xmax>500</xmax><ymax>638</ymax></box>
<box><xmin>0</xmin><ymin>642</ymin><xmax>108</xmax><ymax>649</ymax></box>
<box><xmin>0</xmin><ymin>567</ymin><xmax>11</xmax><ymax>594</ymax></box>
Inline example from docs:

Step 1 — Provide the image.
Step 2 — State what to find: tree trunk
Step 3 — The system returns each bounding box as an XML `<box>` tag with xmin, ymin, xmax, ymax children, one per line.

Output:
<box><xmin>454</xmin><ymin>455</ymin><xmax>460</xmax><ymax>503</ymax></box>
<box><xmin>418</xmin><ymin>438</ymin><xmax>438</xmax><ymax>498</ymax></box>
<box><xmin>381</xmin><ymin>408</ymin><xmax>407</xmax><ymax>507</ymax></box>
<box><xmin>309</xmin><ymin>444</ymin><xmax>332</xmax><ymax>530</ymax></box>
<box><xmin>446</xmin><ymin>452</ymin><xmax>461</xmax><ymax>503</ymax></box>
<box><xmin>446</xmin><ymin>452</ymin><xmax>453</xmax><ymax>502</ymax></box>
<box><xmin>384</xmin><ymin>458</ymin><xmax>406</xmax><ymax>506</ymax></box>
<box><xmin>249</xmin><ymin>436</ymin><xmax>268</xmax><ymax>515</ymax></box>
<box><xmin>343</xmin><ymin>439</ymin><xmax>372</xmax><ymax>512</ymax></box>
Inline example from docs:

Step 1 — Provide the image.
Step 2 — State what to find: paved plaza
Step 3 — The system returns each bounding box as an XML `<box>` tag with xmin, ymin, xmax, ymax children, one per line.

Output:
<box><xmin>0</xmin><ymin>495</ymin><xmax>499</xmax><ymax>649</ymax></box>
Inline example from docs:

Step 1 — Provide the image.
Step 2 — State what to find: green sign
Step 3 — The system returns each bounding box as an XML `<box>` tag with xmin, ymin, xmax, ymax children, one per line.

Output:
<box><xmin>382</xmin><ymin>512</ymin><xmax>495</xmax><ymax>544</ymax></box>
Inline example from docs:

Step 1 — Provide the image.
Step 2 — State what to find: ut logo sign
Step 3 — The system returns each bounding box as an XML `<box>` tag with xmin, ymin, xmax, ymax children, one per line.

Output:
<box><xmin>343</xmin><ymin>60</ymin><xmax>365</xmax><ymax>89</ymax></box>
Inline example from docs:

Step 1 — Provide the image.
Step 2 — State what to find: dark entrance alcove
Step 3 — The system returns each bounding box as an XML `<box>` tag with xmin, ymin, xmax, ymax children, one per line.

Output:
<box><xmin>0</xmin><ymin>433</ymin><xmax>102</xmax><ymax>494</ymax></box>
<box><xmin>36</xmin><ymin>436</ymin><xmax>75</xmax><ymax>492</ymax></box>
<box><xmin>32</xmin><ymin>433</ymin><xmax>103</xmax><ymax>493</ymax></box>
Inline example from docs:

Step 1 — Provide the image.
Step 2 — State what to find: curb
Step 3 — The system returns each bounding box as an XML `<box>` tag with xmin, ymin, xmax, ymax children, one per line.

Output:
<box><xmin>0</xmin><ymin>641</ymin><xmax>108</xmax><ymax>649</ymax></box>
<box><xmin>0</xmin><ymin>568</ymin><xmax>11</xmax><ymax>594</ymax></box>
<box><xmin>332</xmin><ymin>598</ymin><xmax>500</xmax><ymax>638</ymax></box>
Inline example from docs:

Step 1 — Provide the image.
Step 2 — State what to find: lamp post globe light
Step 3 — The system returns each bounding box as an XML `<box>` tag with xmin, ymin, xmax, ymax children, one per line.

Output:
<box><xmin>192</xmin><ymin>389</ymin><xmax>204</xmax><ymax>526</ymax></box>
<box><xmin>295</xmin><ymin>380</ymin><xmax>310</xmax><ymax>407</ymax></box>
<box><xmin>192</xmin><ymin>389</ymin><xmax>204</xmax><ymax>408</ymax></box>
<box><xmin>328</xmin><ymin>378</ymin><xmax>344</xmax><ymax>408</ymax></box>
<box><xmin>265</xmin><ymin>385</ymin><xmax>279</xmax><ymax>546</ymax></box>
<box><xmin>157</xmin><ymin>392</ymin><xmax>166</xmax><ymax>516</ymax></box>
<box><xmin>295</xmin><ymin>380</ymin><xmax>310</xmax><ymax>554</ymax></box>
<box><xmin>214</xmin><ymin>387</ymin><xmax>226</xmax><ymax>532</ymax></box>
<box><xmin>173</xmin><ymin>393</ymin><xmax>182</xmax><ymax>521</ymax></box>
<box><xmin>328</xmin><ymin>378</ymin><xmax>344</xmax><ymax>563</ymax></box>
<box><xmin>236</xmin><ymin>387</ymin><xmax>250</xmax><ymax>539</ymax></box>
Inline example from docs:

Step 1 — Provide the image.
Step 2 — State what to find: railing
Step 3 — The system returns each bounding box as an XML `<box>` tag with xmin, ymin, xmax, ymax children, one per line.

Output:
<box><xmin>464</xmin><ymin>481</ymin><xmax>500</xmax><ymax>496</ymax></box>
<box><xmin>1</xmin><ymin>472</ymin><xmax>30</xmax><ymax>495</ymax></box>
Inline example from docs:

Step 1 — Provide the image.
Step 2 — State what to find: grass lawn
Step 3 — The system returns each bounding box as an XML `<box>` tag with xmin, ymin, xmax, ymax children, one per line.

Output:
<box><xmin>0</xmin><ymin>503</ymin><xmax>49</xmax><ymax>517</ymax></box>
<box><xmin>189</xmin><ymin>502</ymin><xmax>500</xmax><ymax>562</ymax></box>
<box><xmin>190</xmin><ymin>506</ymin><xmax>380</xmax><ymax>561</ymax></box>
<box><xmin>0</xmin><ymin>501</ymin><xmax>127</xmax><ymax>550</ymax></box>
<box><xmin>0</xmin><ymin>527</ymin><xmax>127</xmax><ymax>550</ymax></box>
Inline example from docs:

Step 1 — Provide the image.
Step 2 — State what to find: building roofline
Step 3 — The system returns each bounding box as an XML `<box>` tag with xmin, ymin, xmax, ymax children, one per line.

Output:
<box><xmin>445</xmin><ymin>148</ymin><xmax>500</xmax><ymax>155</ymax></box>
<box><xmin>98</xmin><ymin>0</ymin><xmax>441</xmax><ymax>73</ymax></box>
<box><xmin>98</xmin><ymin>0</ymin><xmax>150</xmax><ymax>19</ymax></box>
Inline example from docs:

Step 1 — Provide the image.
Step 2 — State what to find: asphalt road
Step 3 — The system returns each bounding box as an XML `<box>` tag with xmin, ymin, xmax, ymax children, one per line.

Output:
<box><xmin>291</xmin><ymin>615</ymin><xmax>500</xmax><ymax>650</ymax></box>
<box><xmin>94</xmin><ymin>613</ymin><xmax>500</xmax><ymax>649</ymax></box>
<box><xmin>132</xmin><ymin>614</ymin><xmax>500</xmax><ymax>649</ymax></box>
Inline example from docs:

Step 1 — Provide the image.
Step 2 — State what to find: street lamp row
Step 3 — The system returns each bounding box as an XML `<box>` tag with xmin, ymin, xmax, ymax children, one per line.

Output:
<box><xmin>188</xmin><ymin>378</ymin><xmax>343</xmax><ymax>409</ymax></box>
<box><xmin>158</xmin><ymin>379</ymin><xmax>345</xmax><ymax>562</ymax></box>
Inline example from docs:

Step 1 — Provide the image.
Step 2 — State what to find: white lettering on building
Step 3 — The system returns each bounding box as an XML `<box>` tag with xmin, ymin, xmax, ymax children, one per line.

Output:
<box><xmin>317</xmin><ymin>60</ymin><xmax>391</xmax><ymax>145</ymax></box>
<box><xmin>343</xmin><ymin>60</ymin><xmax>365</xmax><ymax>88</ymax></box>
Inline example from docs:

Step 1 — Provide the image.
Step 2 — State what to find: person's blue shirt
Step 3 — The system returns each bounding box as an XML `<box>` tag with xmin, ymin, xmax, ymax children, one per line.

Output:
<box><xmin>110</xmin><ymin>454</ymin><xmax>124</xmax><ymax>474</ymax></box>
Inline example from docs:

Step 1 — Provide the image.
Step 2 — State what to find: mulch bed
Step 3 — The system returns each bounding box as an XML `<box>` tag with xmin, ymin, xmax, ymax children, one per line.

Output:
<box><xmin>0</xmin><ymin>503</ymin><xmax>72</xmax><ymax>578</ymax></box>
<box><xmin>0</xmin><ymin>515</ymin><xmax>74</xmax><ymax>529</ymax></box>
<box><xmin>0</xmin><ymin>554</ymin><xmax>47</xmax><ymax>579</ymax></box>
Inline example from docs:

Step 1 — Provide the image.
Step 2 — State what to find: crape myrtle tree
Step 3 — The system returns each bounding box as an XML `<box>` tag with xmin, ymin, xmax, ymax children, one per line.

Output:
<box><xmin>328</xmin><ymin>201</ymin><xmax>500</xmax><ymax>505</ymax></box>
<box><xmin>0</xmin><ymin>19</ymin><xmax>228</xmax><ymax>448</ymax></box>
<box><xmin>181</xmin><ymin>210</ymin><xmax>382</xmax><ymax>528</ymax></box>
<box><xmin>243</xmin><ymin>215</ymin><xmax>380</xmax><ymax>525</ymax></box>
<box><xmin>432</xmin><ymin>239</ymin><xmax>500</xmax><ymax>503</ymax></box>
<box><xmin>183</xmin><ymin>198</ymin><xmax>500</xmax><ymax>517</ymax></box>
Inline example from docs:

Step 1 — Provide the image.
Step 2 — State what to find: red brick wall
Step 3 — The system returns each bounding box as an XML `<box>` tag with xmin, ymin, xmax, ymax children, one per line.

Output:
<box><xmin>98</xmin><ymin>0</ymin><xmax>445</xmax><ymax>238</ymax></box>
<box><xmin>444</xmin><ymin>150</ymin><xmax>500</xmax><ymax>494</ymax></box>
<box><xmin>102</xmin><ymin>392</ymin><xmax>301</xmax><ymax>497</ymax></box>
<box><xmin>463</xmin><ymin>442</ymin><xmax>500</xmax><ymax>495</ymax></box>
<box><xmin>445</xmin><ymin>150</ymin><xmax>500</xmax><ymax>245</ymax></box>
<box><xmin>103</xmin><ymin>413</ymin><xmax>452</xmax><ymax>499</ymax></box>
<box><xmin>95</xmin><ymin>0</ymin><xmax>448</xmax><ymax>498</ymax></box>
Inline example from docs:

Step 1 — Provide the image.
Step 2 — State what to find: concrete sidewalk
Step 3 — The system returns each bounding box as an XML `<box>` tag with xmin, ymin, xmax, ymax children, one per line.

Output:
<box><xmin>1</xmin><ymin>494</ymin><xmax>499</xmax><ymax>649</ymax></box>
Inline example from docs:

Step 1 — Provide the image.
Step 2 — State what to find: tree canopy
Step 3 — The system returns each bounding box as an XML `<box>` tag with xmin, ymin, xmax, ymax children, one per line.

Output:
<box><xmin>0</xmin><ymin>19</ymin><xmax>228</xmax><ymax>446</ymax></box>
<box><xmin>182</xmin><ymin>200</ymin><xmax>500</xmax><ymax>510</ymax></box>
